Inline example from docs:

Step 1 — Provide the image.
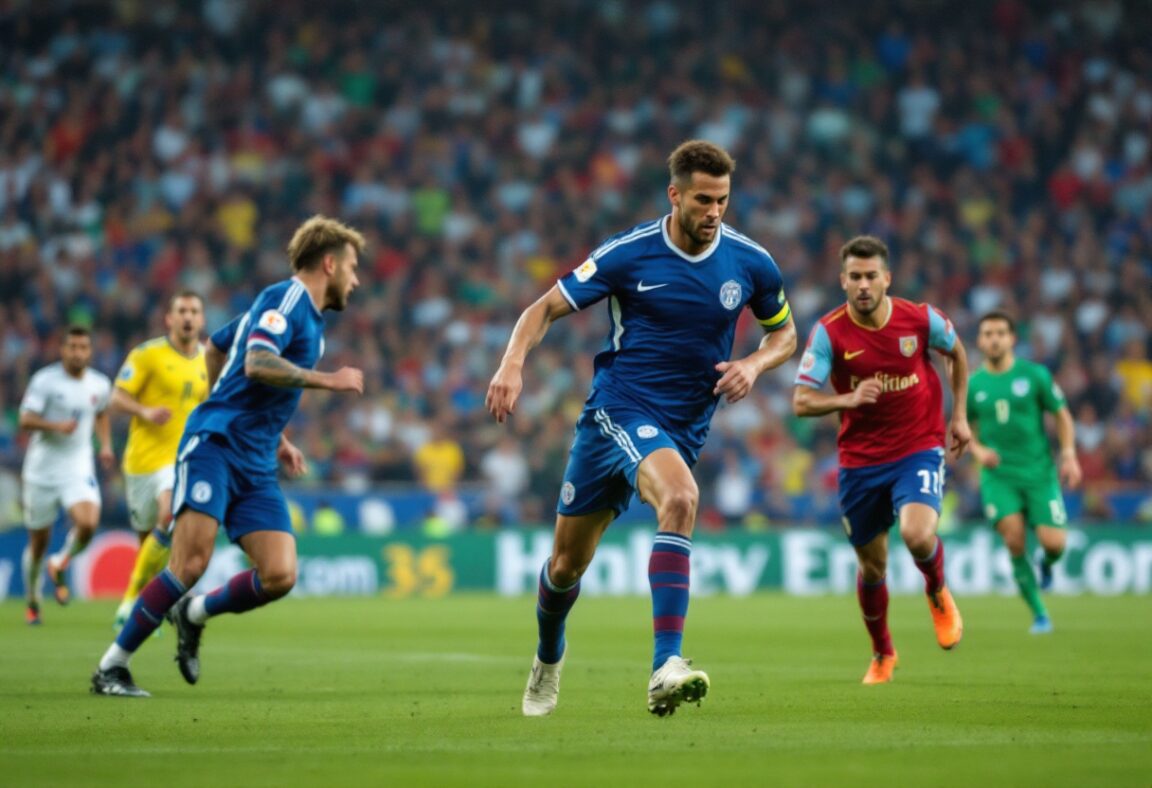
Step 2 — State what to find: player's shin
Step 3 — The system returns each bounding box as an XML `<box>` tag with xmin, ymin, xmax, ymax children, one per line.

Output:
<box><xmin>649</xmin><ymin>532</ymin><xmax>692</xmax><ymax>671</ymax></box>
<box><xmin>105</xmin><ymin>568</ymin><xmax>187</xmax><ymax>663</ymax></box>
<box><xmin>22</xmin><ymin>546</ymin><xmax>43</xmax><ymax>605</ymax></box>
<box><xmin>195</xmin><ymin>568</ymin><xmax>272</xmax><ymax>620</ymax></box>
<box><xmin>913</xmin><ymin>537</ymin><xmax>947</xmax><ymax>595</ymax></box>
<box><xmin>1011</xmin><ymin>554</ymin><xmax>1047</xmax><ymax>619</ymax></box>
<box><xmin>857</xmin><ymin>572</ymin><xmax>894</xmax><ymax>655</ymax></box>
<box><xmin>536</xmin><ymin>560</ymin><xmax>581</xmax><ymax>664</ymax></box>
<box><xmin>123</xmin><ymin>527</ymin><xmax>173</xmax><ymax>602</ymax></box>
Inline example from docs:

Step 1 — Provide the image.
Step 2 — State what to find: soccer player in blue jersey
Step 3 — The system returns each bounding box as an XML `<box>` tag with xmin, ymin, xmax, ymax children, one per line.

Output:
<box><xmin>487</xmin><ymin>140</ymin><xmax>797</xmax><ymax>716</ymax></box>
<box><xmin>91</xmin><ymin>216</ymin><xmax>365</xmax><ymax>697</ymax></box>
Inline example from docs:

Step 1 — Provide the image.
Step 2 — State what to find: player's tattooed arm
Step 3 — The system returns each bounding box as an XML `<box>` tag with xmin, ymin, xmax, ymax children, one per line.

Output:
<box><xmin>245</xmin><ymin>350</ymin><xmax>364</xmax><ymax>393</ymax></box>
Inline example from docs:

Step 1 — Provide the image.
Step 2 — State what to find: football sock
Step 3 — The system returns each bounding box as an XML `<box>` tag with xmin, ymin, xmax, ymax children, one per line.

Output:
<box><xmin>857</xmin><ymin>572</ymin><xmax>894</xmax><ymax>655</ymax></box>
<box><xmin>203</xmin><ymin>568</ymin><xmax>270</xmax><ymax>618</ymax></box>
<box><xmin>1011</xmin><ymin>554</ymin><xmax>1048</xmax><ymax>619</ymax></box>
<box><xmin>535</xmin><ymin>560</ymin><xmax>580</xmax><ymax>664</ymax></box>
<box><xmin>22</xmin><ymin>546</ymin><xmax>43</xmax><ymax>605</ymax></box>
<box><xmin>114</xmin><ymin>568</ymin><xmax>186</xmax><ymax>654</ymax></box>
<box><xmin>913</xmin><ymin>537</ymin><xmax>946</xmax><ymax>595</ymax></box>
<box><xmin>122</xmin><ymin>528</ymin><xmax>173</xmax><ymax>602</ymax></box>
<box><xmin>1040</xmin><ymin>548</ymin><xmax>1064</xmax><ymax>569</ymax></box>
<box><xmin>649</xmin><ymin>532</ymin><xmax>692</xmax><ymax>672</ymax></box>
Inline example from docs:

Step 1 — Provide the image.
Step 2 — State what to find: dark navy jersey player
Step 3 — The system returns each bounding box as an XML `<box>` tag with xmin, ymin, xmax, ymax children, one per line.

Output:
<box><xmin>488</xmin><ymin>140</ymin><xmax>797</xmax><ymax>717</ymax></box>
<box><xmin>92</xmin><ymin>216</ymin><xmax>366</xmax><ymax>697</ymax></box>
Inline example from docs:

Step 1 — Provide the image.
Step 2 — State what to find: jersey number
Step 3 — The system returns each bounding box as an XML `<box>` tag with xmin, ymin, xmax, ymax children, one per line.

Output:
<box><xmin>917</xmin><ymin>469</ymin><xmax>943</xmax><ymax>496</ymax></box>
<box><xmin>994</xmin><ymin>399</ymin><xmax>1010</xmax><ymax>424</ymax></box>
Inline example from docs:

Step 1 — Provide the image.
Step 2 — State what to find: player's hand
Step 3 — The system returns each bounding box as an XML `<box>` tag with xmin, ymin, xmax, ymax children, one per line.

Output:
<box><xmin>143</xmin><ymin>406</ymin><xmax>172</xmax><ymax>425</ymax></box>
<box><xmin>974</xmin><ymin>446</ymin><xmax>1000</xmax><ymax>469</ymax></box>
<box><xmin>948</xmin><ymin>416</ymin><xmax>971</xmax><ymax>460</ymax></box>
<box><xmin>327</xmin><ymin>367</ymin><xmax>364</xmax><ymax>394</ymax></box>
<box><xmin>1059</xmin><ymin>449</ymin><xmax>1083</xmax><ymax>490</ymax></box>
<box><xmin>98</xmin><ymin>446</ymin><xmax>116</xmax><ymax>470</ymax></box>
<box><xmin>486</xmin><ymin>363</ymin><xmax>523</xmax><ymax>424</ymax></box>
<box><xmin>277</xmin><ymin>439</ymin><xmax>308</xmax><ymax>477</ymax></box>
<box><xmin>848</xmin><ymin>378</ymin><xmax>883</xmax><ymax>408</ymax></box>
<box><xmin>57</xmin><ymin>419</ymin><xmax>78</xmax><ymax>435</ymax></box>
<box><xmin>714</xmin><ymin>360</ymin><xmax>757</xmax><ymax>404</ymax></box>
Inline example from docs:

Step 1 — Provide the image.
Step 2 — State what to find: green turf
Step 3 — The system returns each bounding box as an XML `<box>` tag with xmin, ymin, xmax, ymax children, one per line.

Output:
<box><xmin>1</xmin><ymin>593</ymin><xmax>1150</xmax><ymax>787</ymax></box>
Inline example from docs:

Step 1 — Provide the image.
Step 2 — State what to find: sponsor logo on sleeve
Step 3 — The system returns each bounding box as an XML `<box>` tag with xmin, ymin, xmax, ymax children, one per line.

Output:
<box><xmin>258</xmin><ymin>310</ymin><xmax>288</xmax><ymax>335</ymax></box>
<box><xmin>118</xmin><ymin>366</ymin><xmax>134</xmax><ymax>381</ymax></box>
<box><xmin>574</xmin><ymin>259</ymin><xmax>598</xmax><ymax>282</ymax></box>
<box><xmin>636</xmin><ymin>425</ymin><xmax>659</xmax><ymax>439</ymax></box>
<box><xmin>800</xmin><ymin>352</ymin><xmax>815</xmax><ymax>373</ymax></box>
<box><xmin>191</xmin><ymin>481</ymin><xmax>213</xmax><ymax>504</ymax></box>
<box><xmin>560</xmin><ymin>481</ymin><xmax>576</xmax><ymax>506</ymax></box>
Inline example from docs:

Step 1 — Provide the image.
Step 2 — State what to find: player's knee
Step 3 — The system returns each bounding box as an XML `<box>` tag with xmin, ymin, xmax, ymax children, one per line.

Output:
<box><xmin>859</xmin><ymin>557</ymin><xmax>887</xmax><ymax>582</ymax></box>
<box><xmin>169</xmin><ymin>551</ymin><xmax>210</xmax><ymax>586</ymax></box>
<box><xmin>657</xmin><ymin>486</ymin><xmax>699</xmax><ymax>525</ymax></box>
<box><xmin>548</xmin><ymin>554</ymin><xmax>586</xmax><ymax>588</ymax></box>
<box><xmin>259</xmin><ymin>567</ymin><xmax>297</xmax><ymax>599</ymax></box>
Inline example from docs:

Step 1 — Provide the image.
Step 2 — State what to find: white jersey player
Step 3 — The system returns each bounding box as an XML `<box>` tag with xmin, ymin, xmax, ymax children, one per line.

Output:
<box><xmin>19</xmin><ymin>326</ymin><xmax>114</xmax><ymax>624</ymax></box>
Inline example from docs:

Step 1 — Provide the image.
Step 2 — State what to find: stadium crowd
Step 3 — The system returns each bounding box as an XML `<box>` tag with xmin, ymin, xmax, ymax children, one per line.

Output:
<box><xmin>0</xmin><ymin>0</ymin><xmax>1149</xmax><ymax>528</ymax></box>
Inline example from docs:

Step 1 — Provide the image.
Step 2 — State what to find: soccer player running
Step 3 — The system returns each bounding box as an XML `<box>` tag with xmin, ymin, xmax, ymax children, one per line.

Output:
<box><xmin>968</xmin><ymin>311</ymin><xmax>1081</xmax><ymax>634</ymax></box>
<box><xmin>19</xmin><ymin>326</ymin><xmax>115</xmax><ymax>624</ymax></box>
<box><xmin>487</xmin><ymin>140</ymin><xmax>797</xmax><ymax>717</ymax></box>
<box><xmin>792</xmin><ymin>236</ymin><xmax>970</xmax><ymax>685</ymax></box>
<box><xmin>91</xmin><ymin>216</ymin><xmax>365</xmax><ymax>697</ymax></box>
<box><xmin>109</xmin><ymin>291</ymin><xmax>209</xmax><ymax>632</ymax></box>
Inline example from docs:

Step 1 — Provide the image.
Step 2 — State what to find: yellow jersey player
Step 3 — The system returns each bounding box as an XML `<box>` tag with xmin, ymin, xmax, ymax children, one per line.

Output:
<box><xmin>110</xmin><ymin>291</ymin><xmax>208</xmax><ymax>631</ymax></box>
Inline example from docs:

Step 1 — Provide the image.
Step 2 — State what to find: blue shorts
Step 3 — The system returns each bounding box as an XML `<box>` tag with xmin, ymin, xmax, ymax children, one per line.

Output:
<box><xmin>837</xmin><ymin>448</ymin><xmax>946</xmax><ymax>547</ymax></box>
<box><xmin>172</xmin><ymin>433</ymin><xmax>292</xmax><ymax>543</ymax></box>
<box><xmin>557</xmin><ymin>405</ymin><xmax>687</xmax><ymax>518</ymax></box>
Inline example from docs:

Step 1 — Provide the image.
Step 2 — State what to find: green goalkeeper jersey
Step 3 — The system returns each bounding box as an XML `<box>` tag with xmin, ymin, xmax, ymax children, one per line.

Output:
<box><xmin>968</xmin><ymin>358</ymin><xmax>1067</xmax><ymax>482</ymax></box>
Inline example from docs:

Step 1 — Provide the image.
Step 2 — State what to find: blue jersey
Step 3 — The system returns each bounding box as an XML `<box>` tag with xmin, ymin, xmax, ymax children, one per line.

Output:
<box><xmin>557</xmin><ymin>216</ymin><xmax>791</xmax><ymax>454</ymax></box>
<box><xmin>185</xmin><ymin>278</ymin><xmax>325</xmax><ymax>472</ymax></box>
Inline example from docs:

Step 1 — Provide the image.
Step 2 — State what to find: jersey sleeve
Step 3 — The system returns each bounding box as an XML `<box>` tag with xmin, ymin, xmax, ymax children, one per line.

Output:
<box><xmin>555</xmin><ymin>248</ymin><xmax>624</xmax><ymax>311</ymax></box>
<box><xmin>96</xmin><ymin>375</ymin><xmax>112</xmax><ymax>412</ymax></box>
<box><xmin>795</xmin><ymin>323</ymin><xmax>833</xmax><ymax>389</ymax></box>
<box><xmin>244</xmin><ymin>297</ymin><xmax>297</xmax><ymax>356</ymax></box>
<box><xmin>1035</xmin><ymin>364</ymin><xmax>1067</xmax><ymax>413</ymax></box>
<box><xmin>19</xmin><ymin>371</ymin><xmax>49</xmax><ymax>414</ymax></box>
<box><xmin>210</xmin><ymin>315</ymin><xmax>242</xmax><ymax>355</ymax></box>
<box><xmin>114</xmin><ymin>345</ymin><xmax>150</xmax><ymax>397</ymax></box>
<box><xmin>927</xmin><ymin>305</ymin><xmax>957</xmax><ymax>352</ymax></box>
<box><xmin>747</xmin><ymin>253</ymin><xmax>792</xmax><ymax>333</ymax></box>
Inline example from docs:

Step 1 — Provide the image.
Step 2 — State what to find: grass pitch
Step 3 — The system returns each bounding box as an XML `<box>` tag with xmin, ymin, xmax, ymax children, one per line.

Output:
<box><xmin>1</xmin><ymin>593</ymin><xmax>1149</xmax><ymax>787</ymax></box>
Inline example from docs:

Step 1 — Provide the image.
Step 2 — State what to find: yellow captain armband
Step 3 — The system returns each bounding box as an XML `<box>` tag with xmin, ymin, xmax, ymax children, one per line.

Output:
<box><xmin>758</xmin><ymin>302</ymin><xmax>791</xmax><ymax>330</ymax></box>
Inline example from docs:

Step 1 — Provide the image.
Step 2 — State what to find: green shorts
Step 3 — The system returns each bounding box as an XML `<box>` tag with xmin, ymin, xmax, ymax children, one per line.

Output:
<box><xmin>980</xmin><ymin>472</ymin><xmax>1067</xmax><ymax>527</ymax></box>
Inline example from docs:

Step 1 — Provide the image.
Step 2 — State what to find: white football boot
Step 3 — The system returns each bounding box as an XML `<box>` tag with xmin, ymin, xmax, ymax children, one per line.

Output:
<box><xmin>522</xmin><ymin>650</ymin><xmax>565</xmax><ymax>717</ymax></box>
<box><xmin>647</xmin><ymin>656</ymin><xmax>709</xmax><ymax>717</ymax></box>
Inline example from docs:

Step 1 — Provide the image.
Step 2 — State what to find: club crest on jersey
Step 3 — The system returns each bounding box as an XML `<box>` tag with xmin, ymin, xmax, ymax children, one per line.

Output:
<box><xmin>258</xmin><ymin>310</ymin><xmax>288</xmax><ymax>335</ymax></box>
<box><xmin>574</xmin><ymin>259</ymin><xmax>597</xmax><ymax>282</ymax></box>
<box><xmin>636</xmin><ymin>425</ymin><xmax>659</xmax><ymax>439</ymax></box>
<box><xmin>560</xmin><ymin>481</ymin><xmax>576</xmax><ymax>506</ymax></box>
<box><xmin>1012</xmin><ymin>378</ymin><xmax>1030</xmax><ymax>396</ymax></box>
<box><xmin>899</xmin><ymin>335</ymin><xmax>918</xmax><ymax>357</ymax></box>
<box><xmin>719</xmin><ymin>280</ymin><xmax>742</xmax><ymax>310</ymax></box>
<box><xmin>191</xmin><ymin>481</ymin><xmax>212</xmax><ymax>504</ymax></box>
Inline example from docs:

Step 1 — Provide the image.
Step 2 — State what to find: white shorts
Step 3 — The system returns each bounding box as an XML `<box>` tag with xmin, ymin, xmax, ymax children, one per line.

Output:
<box><xmin>125</xmin><ymin>466</ymin><xmax>176</xmax><ymax>532</ymax></box>
<box><xmin>22</xmin><ymin>476</ymin><xmax>101</xmax><ymax>530</ymax></box>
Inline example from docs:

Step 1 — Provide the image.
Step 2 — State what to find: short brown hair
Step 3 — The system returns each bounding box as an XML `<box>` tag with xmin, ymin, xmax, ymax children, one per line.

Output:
<box><xmin>64</xmin><ymin>325</ymin><xmax>91</xmax><ymax>339</ymax></box>
<box><xmin>668</xmin><ymin>140</ymin><xmax>736</xmax><ymax>186</ymax></box>
<box><xmin>168</xmin><ymin>290</ymin><xmax>203</xmax><ymax>311</ymax></box>
<box><xmin>840</xmin><ymin>235</ymin><xmax>890</xmax><ymax>268</ymax></box>
<box><xmin>978</xmin><ymin>310</ymin><xmax>1016</xmax><ymax>334</ymax></box>
<box><xmin>286</xmin><ymin>215</ymin><xmax>367</xmax><ymax>272</ymax></box>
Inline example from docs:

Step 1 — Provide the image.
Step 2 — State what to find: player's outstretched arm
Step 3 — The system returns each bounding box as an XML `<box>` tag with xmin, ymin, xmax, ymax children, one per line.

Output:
<box><xmin>245</xmin><ymin>349</ymin><xmax>364</xmax><ymax>394</ymax></box>
<box><xmin>1055</xmin><ymin>407</ymin><xmax>1082</xmax><ymax>489</ymax></box>
<box><xmin>486</xmin><ymin>285</ymin><xmax>574</xmax><ymax>423</ymax></box>
<box><xmin>18</xmin><ymin>410</ymin><xmax>77</xmax><ymax>435</ymax></box>
<box><xmin>714</xmin><ymin>316</ymin><xmax>798</xmax><ymax>404</ymax></box>
<box><xmin>109</xmin><ymin>386</ymin><xmax>171</xmax><ymax>425</ymax></box>
<box><xmin>792</xmin><ymin>378</ymin><xmax>883</xmax><ymax>417</ymax></box>
<box><xmin>936</xmin><ymin>336</ymin><xmax>971</xmax><ymax>458</ymax></box>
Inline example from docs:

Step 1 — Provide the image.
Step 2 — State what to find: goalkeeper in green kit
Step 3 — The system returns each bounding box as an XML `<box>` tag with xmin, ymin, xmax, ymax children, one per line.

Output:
<box><xmin>968</xmin><ymin>311</ymin><xmax>1081</xmax><ymax>634</ymax></box>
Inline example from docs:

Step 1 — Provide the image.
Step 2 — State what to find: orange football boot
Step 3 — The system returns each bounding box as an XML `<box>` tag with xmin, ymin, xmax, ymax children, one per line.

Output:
<box><xmin>862</xmin><ymin>651</ymin><xmax>898</xmax><ymax>684</ymax></box>
<box><xmin>927</xmin><ymin>586</ymin><xmax>963</xmax><ymax>649</ymax></box>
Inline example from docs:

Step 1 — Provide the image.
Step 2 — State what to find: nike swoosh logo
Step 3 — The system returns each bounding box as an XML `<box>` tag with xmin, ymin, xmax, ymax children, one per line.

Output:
<box><xmin>637</xmin><ymin>281</ymin><xmax>668</xmax><ymax>292</ymax></box>
<box><xmin>844</xmin><ymin>350</ymin><xmax>866</xmax><ymax>360</ymax></box>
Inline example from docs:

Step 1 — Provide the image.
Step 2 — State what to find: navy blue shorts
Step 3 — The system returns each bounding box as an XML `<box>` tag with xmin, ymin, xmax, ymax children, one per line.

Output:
<box><xmin>838</xmin><ymin>448</ymin><xmax>946</xmax><ymax>547</ymax></box>
<box><xmin>172</xmin><ymin>433</ymin><xmax>292</xmax><ymax>543</ymax></box>
<box><xmin>557</xmin><ymin>405</ymin><xmax>687</xmax><ymax>518</ymax></box>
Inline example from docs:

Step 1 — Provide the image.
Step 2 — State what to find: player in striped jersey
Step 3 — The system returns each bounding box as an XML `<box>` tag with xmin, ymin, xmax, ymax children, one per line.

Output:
<box><xmin>487</xmin><ymin>140</ymin><xmax>796</xmax><ymax>716</ymax></box>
